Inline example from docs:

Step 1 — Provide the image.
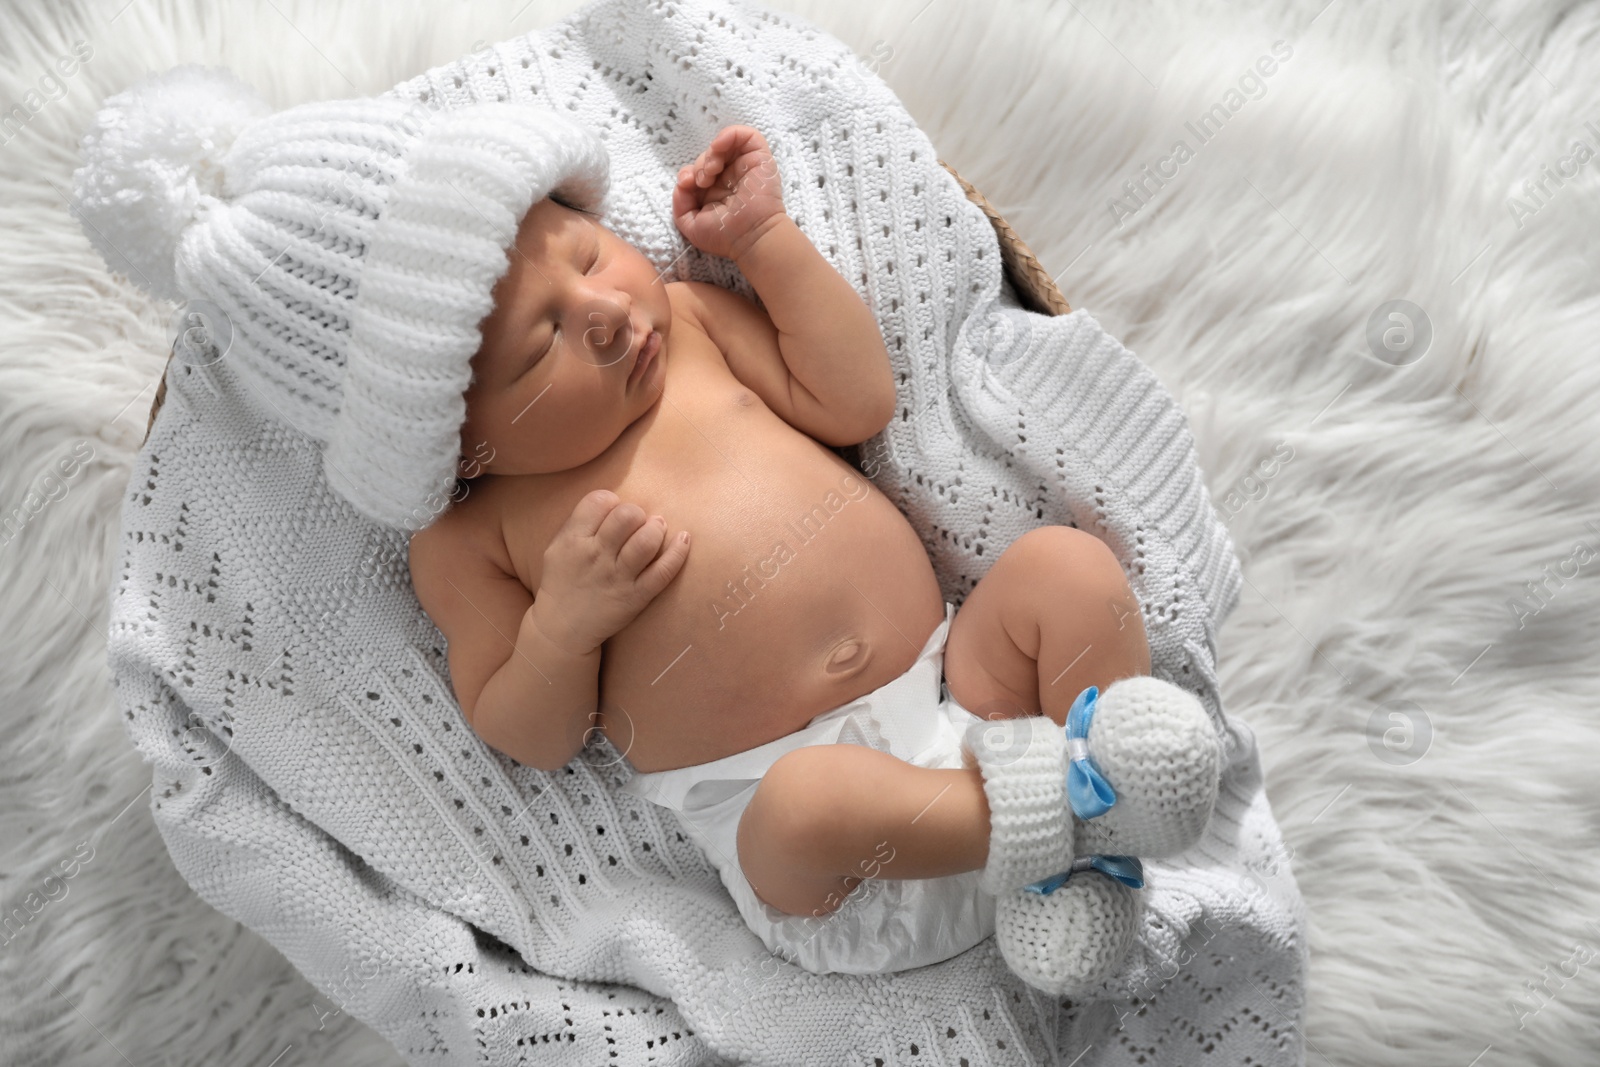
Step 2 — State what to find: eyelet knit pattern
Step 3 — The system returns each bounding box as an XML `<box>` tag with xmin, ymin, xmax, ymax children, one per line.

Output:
<box><xmin>93</xmin><ymin>1</ymin><xmax>1306</xmax><ymax>1064</ymax></box>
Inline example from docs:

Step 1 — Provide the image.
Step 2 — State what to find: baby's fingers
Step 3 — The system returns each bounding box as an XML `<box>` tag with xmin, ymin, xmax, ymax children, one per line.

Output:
<box><xmin>712</xmin><ymin>125</ymin><xmax>765</xmax><ymax>154</ymax></box>
<box><xmin>616</xmin><ymin>514</ymin><xmax>669</xmax><ymax>574</ymax></box>
<box><xmin>693</xmin><ymin>152</ymin><xmax>726</xmax><ymax>188</ymax></box>
<box><xmin>677</xmin><ymin>160</ymin><xmax>711</xmax><ymax>186</ymax></box>
<box><xmin>684</xmin><ymin>127</ymin><xmax>759</xmax><ymax>188</ymax></box>
<box><xmin>634</xmin><ymin>526</ymin><xmax>690</xmax><ymax>598</ymax></box>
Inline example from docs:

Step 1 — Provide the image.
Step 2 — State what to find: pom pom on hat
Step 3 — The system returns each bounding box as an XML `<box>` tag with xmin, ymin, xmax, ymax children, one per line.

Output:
<box><xmin>71</xmin><ymin>65</ymin><xmax>271</xmax><ymax>303</ymax></box>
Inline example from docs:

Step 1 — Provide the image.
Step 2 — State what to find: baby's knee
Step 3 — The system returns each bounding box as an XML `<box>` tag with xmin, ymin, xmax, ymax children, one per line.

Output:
<box><xmin>738</xmin><ymin>746</ymin><xmax>875</xmax><ymax>916</ymax></box>
<box><xmin>746</xmin><ymin>745</ymin><xmax>877</xmax><ymax>854</ymax></box>
<box><xmin>1005</xmin><ymin>527</ymin><xmax>1138</xmax><ymax>624</ymax></box>
<box><xmin>1012</xmin><ymin>526</ymin><xmax>1126</xmax><ymax>590</ymax></box>
<box><xmin>1003</xmin><ymin>527</ymin><xmax>1149</xmax><ymax>678</ymax></box>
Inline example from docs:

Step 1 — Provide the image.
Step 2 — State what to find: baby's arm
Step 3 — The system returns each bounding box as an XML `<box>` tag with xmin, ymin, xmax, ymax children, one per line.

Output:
<box><xmin>409</xmin><ymin>512</ymin><xmax>601</xmax><ymax>772</ymax></box>
<box><xmin>675</xmin><ymin>127</ymin><xmax>896</xmax><ymax>440</ymax></box>
<box><xmin>409</xmin><ymin>489</ymin><xmax>689</xmax><ymax>772</ymax></box>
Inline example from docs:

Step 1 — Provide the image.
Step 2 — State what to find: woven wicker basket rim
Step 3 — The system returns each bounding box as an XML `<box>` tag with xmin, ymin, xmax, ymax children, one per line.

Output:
<box><xmin>142</xmin><ymin>163</ymin><xmax>1068</xmax><ymax>441</ymax></box>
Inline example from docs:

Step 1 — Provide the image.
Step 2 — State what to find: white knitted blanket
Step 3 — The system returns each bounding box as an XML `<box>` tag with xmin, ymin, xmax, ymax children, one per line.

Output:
<box><xmin>107</xmin><ymin>0</ymin><xmax>1307</xmax><ymax>1063</ymax></box>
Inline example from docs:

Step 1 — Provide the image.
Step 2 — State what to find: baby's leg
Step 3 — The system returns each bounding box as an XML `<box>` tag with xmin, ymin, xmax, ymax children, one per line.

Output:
<box><xmin>943</xmin><ymin>525</ymin><xmax>1150</xmax><ymax>729</ymax></box>
<box><xmin>738</xmin><ymin>525</ymin><xmax>1150</xmax><ymax>919</ymax></box>
<box><xmin>737</xmin><ymin>742</ymin><xmax>992</xmax><ymax>918</ymax></box>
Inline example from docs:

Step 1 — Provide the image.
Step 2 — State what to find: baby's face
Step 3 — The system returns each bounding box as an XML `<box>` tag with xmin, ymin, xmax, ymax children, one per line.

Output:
<box><xmin>460</xmin><ymin>196</ymin><xmax>671</xmax><ymax>476</ymax></box>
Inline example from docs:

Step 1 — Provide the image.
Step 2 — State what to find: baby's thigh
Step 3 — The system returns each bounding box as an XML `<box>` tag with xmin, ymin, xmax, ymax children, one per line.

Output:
<box><xmin>943</xmin><ymin>525</ymin><xmax>1133</xmax><ymax>720</ymax></box>
<box><xmin>735</xmin><ymin>744</ymin><xmax>894</xmax><ymax>918</ymax></box>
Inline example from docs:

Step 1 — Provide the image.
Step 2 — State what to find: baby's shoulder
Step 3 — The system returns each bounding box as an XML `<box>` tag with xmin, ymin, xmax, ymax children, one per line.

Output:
<box><xmin>409</xmin><ymin>482</ymin><xmax>514</xmax><ymax>584</ymax></box>
<box><xmin>664</xmin><ymin>280</ymin><xmax>775</xmax><ymax>375</ymax></box>
<box><xmin>665</xmin><ymin>278</ymin><xmax>747</xmax><ymax>333</ymax></box>
<box><xmin>664</xmin><ymin>280</ymin><xmax>707</xmax><ymax>335</ymax></box>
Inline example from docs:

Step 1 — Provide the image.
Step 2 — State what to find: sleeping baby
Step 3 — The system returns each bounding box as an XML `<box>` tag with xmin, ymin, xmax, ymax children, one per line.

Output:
<box><xmin>409</xmin><ymin>124</ymin><xmax>1223</xmax><ymax>997</ymax></box>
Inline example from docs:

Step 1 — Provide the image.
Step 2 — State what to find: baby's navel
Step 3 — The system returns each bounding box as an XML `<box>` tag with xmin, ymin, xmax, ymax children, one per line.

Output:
<box><xmin>824</xmin><ymin>637</ymin><xmax>870</xmax><ymax>675</ymax></box>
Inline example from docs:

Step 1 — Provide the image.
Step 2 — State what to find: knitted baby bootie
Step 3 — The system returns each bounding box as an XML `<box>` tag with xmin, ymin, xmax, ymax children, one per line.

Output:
<box><xmin>993</xmin><ymin>869</ymin><xmax>1140</xmax><ymax>998</ymax></box>
<box><xmin>962</xmin><ymin>713</ymin><xmax>1074</xmax><ymax>896</ymax></box>
<box><xmin>980</xmin><ymin>675</ymin><xmax>1221</xmax><ymax>998</ymax></box>
<box><xmin>1064</xmin><ymin>674</ymin><xmax>1222</xmax><ymax>862</ymax></box>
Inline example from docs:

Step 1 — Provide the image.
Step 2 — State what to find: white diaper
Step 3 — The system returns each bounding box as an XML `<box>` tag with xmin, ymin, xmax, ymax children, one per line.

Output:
<box><xmin>620</xmin><ymin>602</ymin><xmax>997</xmax><ymax>976</ymax></box>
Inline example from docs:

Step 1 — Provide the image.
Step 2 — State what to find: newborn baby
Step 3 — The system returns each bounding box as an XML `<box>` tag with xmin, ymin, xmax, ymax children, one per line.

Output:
<box><xmin>409</xmin><ymin>125</ymin><xmax>1220</xmax><ymax>995</ymax></box>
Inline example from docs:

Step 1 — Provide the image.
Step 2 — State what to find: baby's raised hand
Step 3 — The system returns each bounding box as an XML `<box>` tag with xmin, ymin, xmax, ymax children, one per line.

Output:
<box><xmin>673</xmin><ymin>125</ymin><xmax>786</xmax><ymax>261</ymax></box>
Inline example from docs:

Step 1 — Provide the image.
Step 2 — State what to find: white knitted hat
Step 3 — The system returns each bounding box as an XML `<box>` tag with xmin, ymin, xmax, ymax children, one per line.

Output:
<box><xmin>70</xmin><ymin>64</ymin><xmax>612</xmax><ymax>530</ymax></box>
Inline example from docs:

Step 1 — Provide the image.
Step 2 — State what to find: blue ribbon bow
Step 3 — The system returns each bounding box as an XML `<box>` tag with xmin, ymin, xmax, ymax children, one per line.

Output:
<box><xmin>1066</xmin><ymin>686</ymin><xmax>1116</xmax><ymax>819</ymax></box>
<box><xmin>1024</xmin><ymin>854</ymin><xmax>1145</xmax><ymax>894</ymax></box>
<box><xmin>1022</xmin><ymin>685</ymin><xmax>1145</xmax><ymax>895</ymax></box>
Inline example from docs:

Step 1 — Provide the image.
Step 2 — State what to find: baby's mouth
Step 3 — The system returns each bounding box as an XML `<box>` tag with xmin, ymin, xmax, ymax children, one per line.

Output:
<box><xmin>628</xmin><ymin>327</ymin><xmax>661</xmax><ymax>384</ymax></box>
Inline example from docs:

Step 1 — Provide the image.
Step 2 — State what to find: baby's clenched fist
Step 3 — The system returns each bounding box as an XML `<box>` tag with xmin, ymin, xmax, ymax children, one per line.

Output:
<box><xmin>673</xmin><ymin>125</ymin><xmax>786</xmax><ymax>262</ymax></box>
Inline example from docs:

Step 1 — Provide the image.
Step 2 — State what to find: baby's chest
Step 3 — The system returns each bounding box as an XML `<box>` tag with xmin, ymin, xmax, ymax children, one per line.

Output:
<box><xmin>495</xmin><ymin>379</ymin><xmax>835</xmax><ymax>594</ymax></box>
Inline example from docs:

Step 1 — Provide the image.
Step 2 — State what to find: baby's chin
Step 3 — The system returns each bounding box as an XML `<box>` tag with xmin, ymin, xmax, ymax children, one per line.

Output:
<box><xmin>484</xmin><ymin>446</ymin><xmax>563</xmax><ymax>477</ymax></box>
<box><xmin>477</xmin><ymin>430</ymin><xmax>628</xmax><ymax>477</ymax></box>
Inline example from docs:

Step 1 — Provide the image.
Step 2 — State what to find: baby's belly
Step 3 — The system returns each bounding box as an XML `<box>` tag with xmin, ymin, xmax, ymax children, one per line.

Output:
<box><xmin>597</xmin><ymin>449</ymin><xmax>946</xmax><ymax>773</ymax></box>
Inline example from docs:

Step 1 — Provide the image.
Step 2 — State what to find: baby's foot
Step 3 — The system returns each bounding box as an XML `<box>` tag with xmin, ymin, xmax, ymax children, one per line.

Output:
<box><xmin>1063</xmin><ymin>675</ymin><xmax>1222</xmax><ymax>862</ymax></box>
<box><xmin>966</xmin><ymin>674</ymin><xmax>1222</xmax><ymax>996</ymax></box>
<box><xmin>963</xmin><ymin>674</ymin><xmax>1220</xmax><ymax>895</ymax></box>
<box><xmin>994</xmin><ymin>872</ymin><xmax>1140</xmax><ymax>998</ymax></box>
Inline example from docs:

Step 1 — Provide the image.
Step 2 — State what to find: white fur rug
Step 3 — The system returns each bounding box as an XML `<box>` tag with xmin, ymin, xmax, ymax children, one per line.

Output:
<box><xmin>3</xmin><ymin>0</ymin><xmax>1597</xmax><ymax>1064</ymax></box>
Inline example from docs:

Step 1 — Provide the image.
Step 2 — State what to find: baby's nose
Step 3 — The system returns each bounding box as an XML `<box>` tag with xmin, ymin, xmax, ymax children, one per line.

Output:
<box><xmin>571</xmin><ymin>294</ymin><xmax>634</xmax><ymax>368</ymax></box>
